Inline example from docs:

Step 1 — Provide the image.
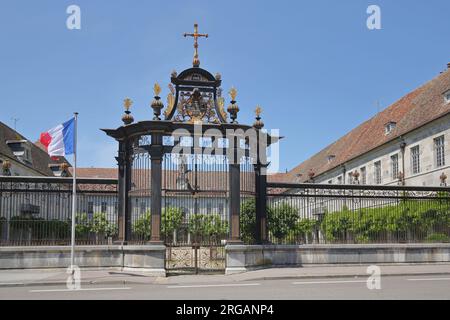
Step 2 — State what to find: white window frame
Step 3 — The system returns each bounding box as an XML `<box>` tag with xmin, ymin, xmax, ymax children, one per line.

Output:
<box><xmin>374</xmin><ymin>161</ymin><xmax>382</xmax><ymax>185</ymax></box>
<box><xmin>444</xmin><ymin>90</ymin><xmax>450</xmax><ymax>104</ymax></box>
<box><xmin>411</xmin><ymin>145</ymin><xmax>420</xmax><ymax>175</ymax></box>
<box><xmin>434</xmin><ymin>135</ymin><xmax>445</xmax><ymax>168</ymax></box>
<box><xmin>347</xmin><ymin>172</ymin><xmax>354</xmax><ymax>184</ymax></box>
<box><xmin>360</xmin><ymin>167</ymin><xmax>366</xmax><ymax>185</ymax></box>
<box><xmin>391</xmin><ymin>154</ymin><xmax>399</xmax><ymax>180</ymax></box>
<box><xmin>385</xmin><ymin>122</ymin><xmax>396</xmax><ymax>135</ymax></box>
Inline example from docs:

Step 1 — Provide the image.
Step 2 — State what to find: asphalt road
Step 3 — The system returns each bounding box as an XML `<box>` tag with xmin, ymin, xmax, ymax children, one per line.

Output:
<box><xmin>1</xmin><ymin>275</ymin><xmax>450</xmax><ymax>300</ymax></box>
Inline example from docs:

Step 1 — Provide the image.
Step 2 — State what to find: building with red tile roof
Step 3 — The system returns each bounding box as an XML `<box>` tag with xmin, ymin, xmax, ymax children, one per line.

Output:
<box><xmin>286</xmin><ymin>64</ymin><xmax>450</xmax><ymax>187</ymax></box>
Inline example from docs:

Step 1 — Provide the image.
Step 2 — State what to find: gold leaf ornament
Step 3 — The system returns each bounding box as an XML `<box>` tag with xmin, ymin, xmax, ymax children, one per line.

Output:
<box><xmin>255</xmin><ymin>105</ymin><xmax>262</xmax><ymax>117</ymax></box>
<box><xmin>229</xmin><ymin>87</ymin><xmax>237</xmax><ymax>101</ymax></box>
<box><xmin>153</xmin><ymin>83</ymin><xmax>161</xmax><ymax>96</ymax></box>
<box><xmin>123</xmin><ymin>98</ymin><xmax>133</xmax><ymax>111</ymax></box>
<box><xmin>217</xmin><ymin>96</ymin><xmax>225</xmax><ymax>108</ymax></box>
<box><xmin>164</xmin><ymin>93</ymin><xmax>175</xmax><ymax>118</ymax></box>
<box><xmin>218</xmin><ymin>97</ymin><xmax>227</xmax><ymax>120</ymax></box>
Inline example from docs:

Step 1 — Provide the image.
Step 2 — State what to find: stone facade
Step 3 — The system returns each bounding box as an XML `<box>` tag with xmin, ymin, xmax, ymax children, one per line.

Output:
<box><xmin>316</xmin><ymin>113</ymin><xmax>450</xmax><ymax>187</ymax></box>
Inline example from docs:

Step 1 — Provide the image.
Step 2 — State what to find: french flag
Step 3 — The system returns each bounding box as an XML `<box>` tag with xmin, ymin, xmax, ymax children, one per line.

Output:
<box><xmin>39</xmin><ymin>118</ymin><xmax>75</xmax><ymax>157</ymax></box>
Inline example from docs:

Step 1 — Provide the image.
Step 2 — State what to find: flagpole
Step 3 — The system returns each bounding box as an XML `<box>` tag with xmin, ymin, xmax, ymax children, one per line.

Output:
<box><xmin>70</xmin><ymin>112</ymin><xmax>78</xmax><ymax>269</ymax></box>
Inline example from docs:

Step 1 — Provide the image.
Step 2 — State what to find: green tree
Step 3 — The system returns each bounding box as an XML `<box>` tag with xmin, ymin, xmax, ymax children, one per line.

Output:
<box><xmin>240</xmin><ymin>199</ymin><xmax>256</xmax><ymax>244</ymax></box>
<box><xmin>204</xmin><ymin>214</ymin><xmax>228</xmax><ymax>241</ymax></box>
<box><xmin>161</xmin><ymin>207</ymin><xmax>183</xmax><ymax>240</ymax></box>
<box><xmin>268</xmin><ymin>202</ymin><xmax>298</xmax><ymax>242</ymax></box>
<box><xmin>132</xmin><ymin>211</ymin><xmax>152</xmax><ymax>241</ymax></box>
<box><xmin>75</xmin><ymin>213</ymin><xmax>91</xmax><ymax>237</ymax></box>
<box><xmin>295</xmin><ymin>218</ymin><xmax>317</xmax><ymax>243</ymax></box>
<box><xmin>188</xmin><ymin>214</ymin><xmax>228</xmax><ymax>243</ymax></box>
<box><xmin>90</xmin><ymin>212</ymin><xmax>117</xmax><ymax>242</ymax></box>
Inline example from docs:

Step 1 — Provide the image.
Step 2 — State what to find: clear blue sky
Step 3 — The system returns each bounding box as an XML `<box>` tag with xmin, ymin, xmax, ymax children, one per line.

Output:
<box><xmin>0</xmin><ymin>0</ymin><xmax>449</xmax><ymax>171</ymax></box>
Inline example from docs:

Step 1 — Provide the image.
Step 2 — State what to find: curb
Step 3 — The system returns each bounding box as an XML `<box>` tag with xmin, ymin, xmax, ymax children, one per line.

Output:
<box><xmin>244</xmin><ymin>271</ymin><xmax>450</xmax><ymax>282</ymax></box>
<box><xmin>0</xmin><ymin>278</ymin><xmax>158</xmax><ymax>288</ymax></box>
<box><xmin>2</xmin><ymin>271</ymin><xmax>450</xmax><ymax>288</ymax></box>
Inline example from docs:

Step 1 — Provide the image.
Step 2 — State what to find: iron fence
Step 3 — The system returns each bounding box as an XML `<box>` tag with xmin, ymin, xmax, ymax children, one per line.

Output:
<box><xmin>266</xmin><ymin>182</ymin><xmax>450</xmax><ymax>245</ymax></box>
<box><xmin>4</xmin><ymin>176</ymin><xmax>449</xmax><ymax>247</ymax></box>
<box><xmin>0</xmin><ymin>176</ymin><xmax>118</xmax><ymax>246</ymax></box>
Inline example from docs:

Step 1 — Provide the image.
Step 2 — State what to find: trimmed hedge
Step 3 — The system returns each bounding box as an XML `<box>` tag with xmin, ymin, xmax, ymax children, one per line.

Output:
<box><xmin>8</xmin><ymin>213</ymin><xmax>118</xmax><ymax>241</ymax></box>
<box><xmin>320</xmin><ymin>199</ymin><xmax>450</xmax><ymax>243</ymax></box>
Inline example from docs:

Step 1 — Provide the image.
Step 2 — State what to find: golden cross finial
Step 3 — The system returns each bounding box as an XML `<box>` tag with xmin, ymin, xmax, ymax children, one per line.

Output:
<box><xmin>184</xmin><ymin>23</ymin><xmax>208</xmax><ymax>67</ymax></box>
<box><xmin>255</xmin><ymin>106</ymin><xmax>262</xmax><ymax>117</ymax></box>
<box><xmin>153</xmin><ymin>83</ymin><xmax>161</xmax><ymax>96</ymax></box>
<box><xmin>229</xmin><ymin>87</ymin><xmax>237</xmax><ymax>101</ymax></box>
<box><xmin>123</xmin><ymin>98</ymin><xmax>133</xmax><ymax>111</ymax></box>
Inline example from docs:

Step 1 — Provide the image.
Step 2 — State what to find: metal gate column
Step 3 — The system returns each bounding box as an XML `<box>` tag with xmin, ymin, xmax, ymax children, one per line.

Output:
<box><xmin>150</xmin><ymin>132</ymin><xmax>163</xmax><ymax>244</ymax></box>
<box><xmin>228</xmin><ymin>133</ymin><xmax>242</xmax><ymax>244</ymax></box>
<box><xmin>254</xmin><ymin>163</ymin><xmax>268</xmax><ymax>244</ymax></box>
<box><xmin>116</xmin><ymin>139</ymin><xmax>132</xmax><ymax>243</ymax></box>
<box><xmin>254</xmin><ymin>114</ymin><xmax>268</xmax><ymax>244</ymax></box>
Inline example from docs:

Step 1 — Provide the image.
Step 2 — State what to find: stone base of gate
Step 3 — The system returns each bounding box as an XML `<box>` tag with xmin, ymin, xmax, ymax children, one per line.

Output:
<box><xmin>0</xmin><ymin>245</ymin><xmax>167</xmax><ymax>277</ymax></box>
<box><xmin>225</xmin><ymin>244</ymin><xmax>450</xmax><ymax>274</ymax></box>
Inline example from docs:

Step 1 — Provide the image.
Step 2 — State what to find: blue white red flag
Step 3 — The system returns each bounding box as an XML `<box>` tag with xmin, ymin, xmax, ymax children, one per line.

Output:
<box><xmin>39</xmin><ymin>118</ymin><xmax>75</xmax><ymax>157</ymax></box>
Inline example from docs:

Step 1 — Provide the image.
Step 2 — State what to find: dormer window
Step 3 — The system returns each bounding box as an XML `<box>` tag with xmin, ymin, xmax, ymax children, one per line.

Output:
<box><xmin>327</xmin><ymin>155</ymin><xmax>336</xmax><ymax>163</ymax></box>
<box><xmin>385</xmin><ymin>121</ymin><xmax>396</xmax><ymax>135</ymax></box>
<box><xmin>6</xmin><ymin>140</ymin><xmax>32</xmax><ymax>164</ymax></box>
<box><xmin>444</xmin><ymin>90</ymin><xmax>450</xmax><ymax>104</ymax></box>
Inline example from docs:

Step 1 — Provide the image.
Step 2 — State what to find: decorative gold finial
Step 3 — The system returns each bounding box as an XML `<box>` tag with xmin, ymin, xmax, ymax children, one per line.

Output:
<box><xmin>227</xmin><ymin>87</ymin><xmax>239</xmax><ymax>124</ymax></box>
<box><xmin>255</xmin><ymin>106</ymin><xmax>262</xmax><ymax>117</ymax></box>
<box><xmin>151</xmin><ymin>83</ymin><xmax>164</xmax><ymax>121</ymax></box>
<box><xmin>153</xmin><ymin>83</ymin><xmax>161</xmax><ymax>97</ymax></box>
<box><xmin>122</xmin><ymin>97</ymin><xmax>134</xmax><ymax>125</ymax></box>
<box><xmin>253</xmin><ymin>105</ymin><xmax>264</xmax><ymax>129</ymax></box>
<box><xmin>123</xmin><ymin>98</ymin><xmax>133</xmax><ymax>111</ymax></box>
<box><xmin>184</xmin><ymin>23</ymin><xmax>208</xmax><ymax>67</ymax></box>
<box><xmin>229</xmin><ymin>87</ymin><xmax>237</xmax><ymax>101</ymax></box>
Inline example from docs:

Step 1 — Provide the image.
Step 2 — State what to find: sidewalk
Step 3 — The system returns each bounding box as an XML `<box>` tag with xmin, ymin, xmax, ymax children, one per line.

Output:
<box><xmin>1</xmin><ymin>263</ymin><xmax>450</xmax><ymax>288</ymax></box>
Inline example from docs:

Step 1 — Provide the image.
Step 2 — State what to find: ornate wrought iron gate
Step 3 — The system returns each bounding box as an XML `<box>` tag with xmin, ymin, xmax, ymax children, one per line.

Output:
<box><xmin>161</xmin><ymin>154</ymin><xmax>255</xmax><ymax>273</ymax></box>
<box><xmin>102</xmin><ymin>26</ymin><xmax>276</xmax><ymax>274</ymax></box>
<box><xmin>162</xmin><ymin>153</ymin><xmax>229</xmax><ymax>273</ymax></box>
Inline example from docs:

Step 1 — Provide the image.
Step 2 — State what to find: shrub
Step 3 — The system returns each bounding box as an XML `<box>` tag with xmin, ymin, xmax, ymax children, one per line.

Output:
<box><xmin>161</xmin><ymin>207</ymin><xmax>183</xmax><ymax>239</ymax></box>
<box><xmin>320</xmin><ymin>198</ymin><xmax>450</xmax><ymax>243</ymax></box>
<box><xmin>132</xmin><ymin>211</ymin><xmax>152</xmax><ymax>240</ymax></box>
<box><xmin>45</xmin><ymin>220</ymin><xmax>70</xmax><ymax>239</ymax></box>
<box><xmin>295</xmin><ymin>218</ymin><xmax>317</xmax><ymax>243</ymax></box>
<box><xmin>8</xmin><ymin>216</ymin><xmax>71</xmax><ymax>240</ymax></box>
<box><xmin>75</xmin><ymin>213</ymin><xmax>91</xmax><ymax>237</ymax></box>
<box><xmin>91</xmin><ymin>212</ymin><xmax>116</xmax><ymax>237</ymax></box>
<box><xmin>296</xmin><ymin>219</ymin><xmax>316</xmax><ymax>235</ymax></box>
<box><xmin>203</xmin><ymin>214</ymin><xmax>228</xmax><ymax>241</ymax></box>
<box><xmin>321</xmin><ymin>208</ymin><xmax>353</xmax><ymax>242</ymax></box>
<box><xmin>188</xmin><ymin>213</ymin><xmax>228</xmax><ymax>242</ymax></box>
<box><xmin>240</xmin><ymin>199</ymin><xmax>256</xmax><ymax>244</ymax></box>
<box><xmin>268</xmin><ymin>202</ymin><xmax>298</xmax><ymax>242</ymax></box>
<box><xmin>425</xmin><ymin>233</ymin><xmax>450</xmax><ymax>243</ymax></box>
